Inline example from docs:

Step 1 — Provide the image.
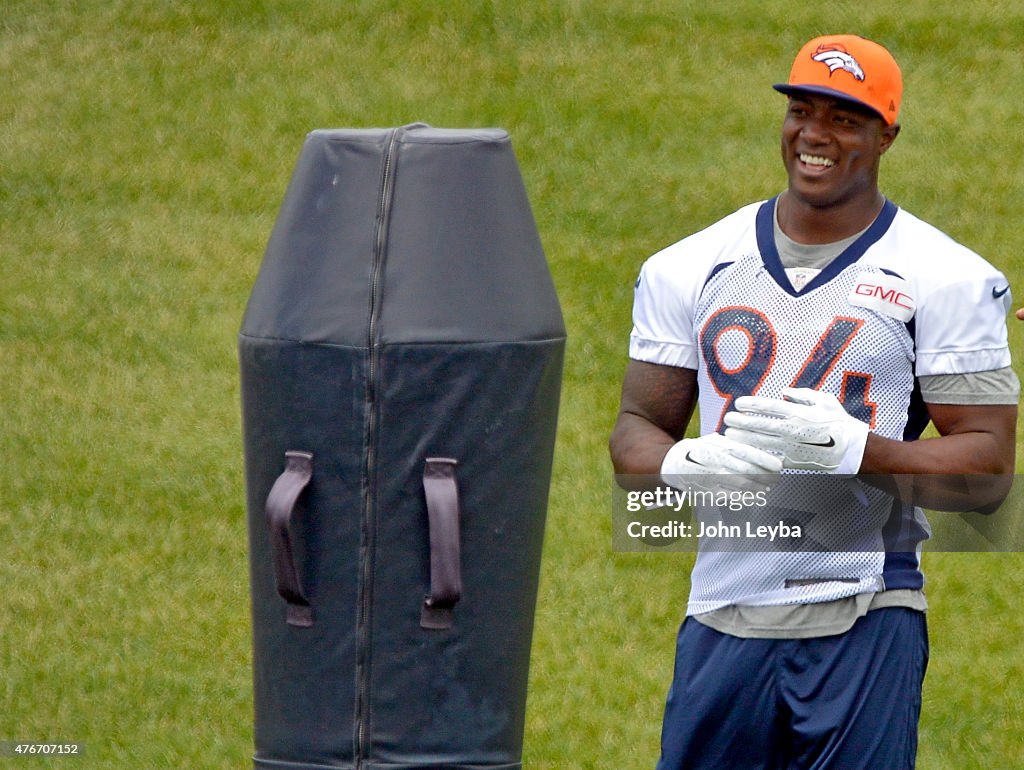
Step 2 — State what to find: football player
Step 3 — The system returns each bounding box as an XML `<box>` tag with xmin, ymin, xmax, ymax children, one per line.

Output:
<box><xmin>610</xmin><ymin>35</ymin><xmax>1018</xmax><ymax>769</ymax></box>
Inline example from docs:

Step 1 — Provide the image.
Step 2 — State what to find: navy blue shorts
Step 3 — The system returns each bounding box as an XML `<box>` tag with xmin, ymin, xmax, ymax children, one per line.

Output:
<box><xmin>655</xmin><ymin>608</ymin><xmax>929</xmax><ymax>770</ymax></box>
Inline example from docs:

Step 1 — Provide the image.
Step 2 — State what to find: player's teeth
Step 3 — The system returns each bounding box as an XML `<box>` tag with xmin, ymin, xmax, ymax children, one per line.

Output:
<box><xmin>800</xmin><ymin>153</ymin><xmax>835</xmax><ymax>167</ymax></box>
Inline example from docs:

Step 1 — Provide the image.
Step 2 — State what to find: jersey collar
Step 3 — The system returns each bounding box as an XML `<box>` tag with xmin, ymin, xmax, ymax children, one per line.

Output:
<box><xmin>755</xmin><ymin>195</ymin><xmax>899</xmax><ymax>297</ymax></box>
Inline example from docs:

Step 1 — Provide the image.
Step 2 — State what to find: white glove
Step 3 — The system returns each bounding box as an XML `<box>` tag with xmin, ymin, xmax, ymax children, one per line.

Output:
<box><xmin>661</xmin><ymin>432</ymin><xmax>782</xmax><ymax>491</ymax></box>
<box><xmin>723</xmin><ymin>387</ymin><xmax>869</xmax><ymax>475</ymax></box>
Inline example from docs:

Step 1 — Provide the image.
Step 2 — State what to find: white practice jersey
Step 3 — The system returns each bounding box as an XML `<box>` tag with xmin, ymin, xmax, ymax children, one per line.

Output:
<box><xmin>630</xmin><ymin>197</ymin><xmax>1013</xmax><ymax>614</ymax></box>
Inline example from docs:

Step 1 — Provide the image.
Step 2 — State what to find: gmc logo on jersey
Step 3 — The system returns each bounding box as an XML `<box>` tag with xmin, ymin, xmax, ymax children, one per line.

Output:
<box><xmin>848</xmin><ymin>273</ymin><xmax>916</xmax><ymax>322</ymax></box>
<box><xmin>853</xmin><ymin>282</ymin><xmax>913</xmax><ymax>310</ymax></box>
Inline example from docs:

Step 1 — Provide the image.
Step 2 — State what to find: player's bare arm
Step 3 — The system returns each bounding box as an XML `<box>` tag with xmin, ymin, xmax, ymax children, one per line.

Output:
<box><xmin>860</xmin><ymin>401</ymin><xmax>1017</xmax><ymax>512</ymax></box>
<box><xmin>862</xmin><ymin>402</ymin><xmax>1017</xmax><ymax>476</ymax></box>
<box><xmin>609</xmin><ymin>361</ymin><xmax>698</xmax><ymax>477</ymax></box>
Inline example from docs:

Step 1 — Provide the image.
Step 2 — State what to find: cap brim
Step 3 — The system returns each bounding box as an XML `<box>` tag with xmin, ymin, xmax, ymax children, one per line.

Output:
<box><xmin>772</xmin><ymin>83</ymin><xmax>888</xmax><ymax>123</ymax></box>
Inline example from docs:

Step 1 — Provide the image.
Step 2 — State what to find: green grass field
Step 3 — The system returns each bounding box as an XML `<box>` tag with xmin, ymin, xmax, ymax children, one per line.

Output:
<box><xmin>2</xmin><ymin>2</ymin><xmax>1023</xmax><ymax>768</ymax></box>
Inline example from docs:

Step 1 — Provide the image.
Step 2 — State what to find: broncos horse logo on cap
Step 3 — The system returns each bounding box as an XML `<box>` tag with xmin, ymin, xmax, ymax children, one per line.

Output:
<box><xmin>811</xmin><ymin>44</ymin><xmax>865</xmax><ymax>81</ymax></box>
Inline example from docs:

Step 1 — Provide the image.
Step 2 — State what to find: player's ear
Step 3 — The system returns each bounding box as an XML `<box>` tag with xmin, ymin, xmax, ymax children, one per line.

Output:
<box><xmin>879</xmin><ymin>122</ymin><xmax>900</xmax><ymax>155</ymax></box>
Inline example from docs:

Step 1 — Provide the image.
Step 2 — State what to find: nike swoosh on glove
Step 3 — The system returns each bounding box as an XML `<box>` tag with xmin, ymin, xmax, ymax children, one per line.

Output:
<box><xmin>723</xmin><ymin>387</ymin><xmax>870</xmax><ymax>475</ymax></box>
<box><xmin>661</xmin><ymin>432</ymin><xmax>783</xmax><ymax>492</ymax></box>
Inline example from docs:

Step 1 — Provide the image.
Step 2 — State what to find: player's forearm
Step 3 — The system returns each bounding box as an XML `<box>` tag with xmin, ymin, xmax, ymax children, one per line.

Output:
<box><xmin>860</xmin><ymin>427</ymin><xmax>1014</xmax><ymax>475</ymax></box>
<box><xmin>859</xmin><ymin>429</ymin><xmax>1015</xmax><ymax>512</ymax></box>
<box><xmin>610</xmin><ymin>361</ymin><xmax>700</xmax><ymax>483</ymax></box>
<box><xmin>609</xmin><ymin>412</ymin><xmax>675</xmax><ymax>480</ymax></box>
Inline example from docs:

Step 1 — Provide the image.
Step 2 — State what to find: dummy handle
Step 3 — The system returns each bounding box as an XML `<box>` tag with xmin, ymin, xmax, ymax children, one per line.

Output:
<box><xmin>420</xmin><ymin>458</ymin><xmax>462</xmax><ymax>630</ymax></box>
<box><xmin>265</xmin><ymin>450</ymin><xmax>314</xmax><ymax>628</ymax></box>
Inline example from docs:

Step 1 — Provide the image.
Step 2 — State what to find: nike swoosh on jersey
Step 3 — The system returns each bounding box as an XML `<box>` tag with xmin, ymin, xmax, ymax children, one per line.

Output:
<box><xmin>992</xmin><ymin>285</ymin><xmax>1010</xmax><ymax>299</ymax></box>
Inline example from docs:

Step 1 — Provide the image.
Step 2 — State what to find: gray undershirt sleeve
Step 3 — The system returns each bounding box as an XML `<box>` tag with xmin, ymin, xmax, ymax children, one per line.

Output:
<box><xmin>919</xmin><ymin>369</ymin><xmax>1020</xmax><ymax>405</ymax></box>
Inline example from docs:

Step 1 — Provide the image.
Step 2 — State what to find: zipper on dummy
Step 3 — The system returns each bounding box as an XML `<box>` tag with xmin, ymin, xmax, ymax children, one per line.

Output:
<box><xmin>355</xmin><ymin>125</ymin><xmax>401</xmax><ymax>769</ymax></box>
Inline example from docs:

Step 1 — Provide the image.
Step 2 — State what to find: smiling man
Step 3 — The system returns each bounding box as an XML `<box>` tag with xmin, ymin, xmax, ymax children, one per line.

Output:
<box><xmin>610</xmin><ymin>35</ymin><xmax>1018</xmax><ymax>769</ymax></box>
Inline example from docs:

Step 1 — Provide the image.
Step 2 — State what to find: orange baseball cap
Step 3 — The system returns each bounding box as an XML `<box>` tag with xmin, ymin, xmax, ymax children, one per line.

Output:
<box><xmin>773</xmin><ymin>35</ymin><xmax>903</xmax><ymax>125</ymax></box>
